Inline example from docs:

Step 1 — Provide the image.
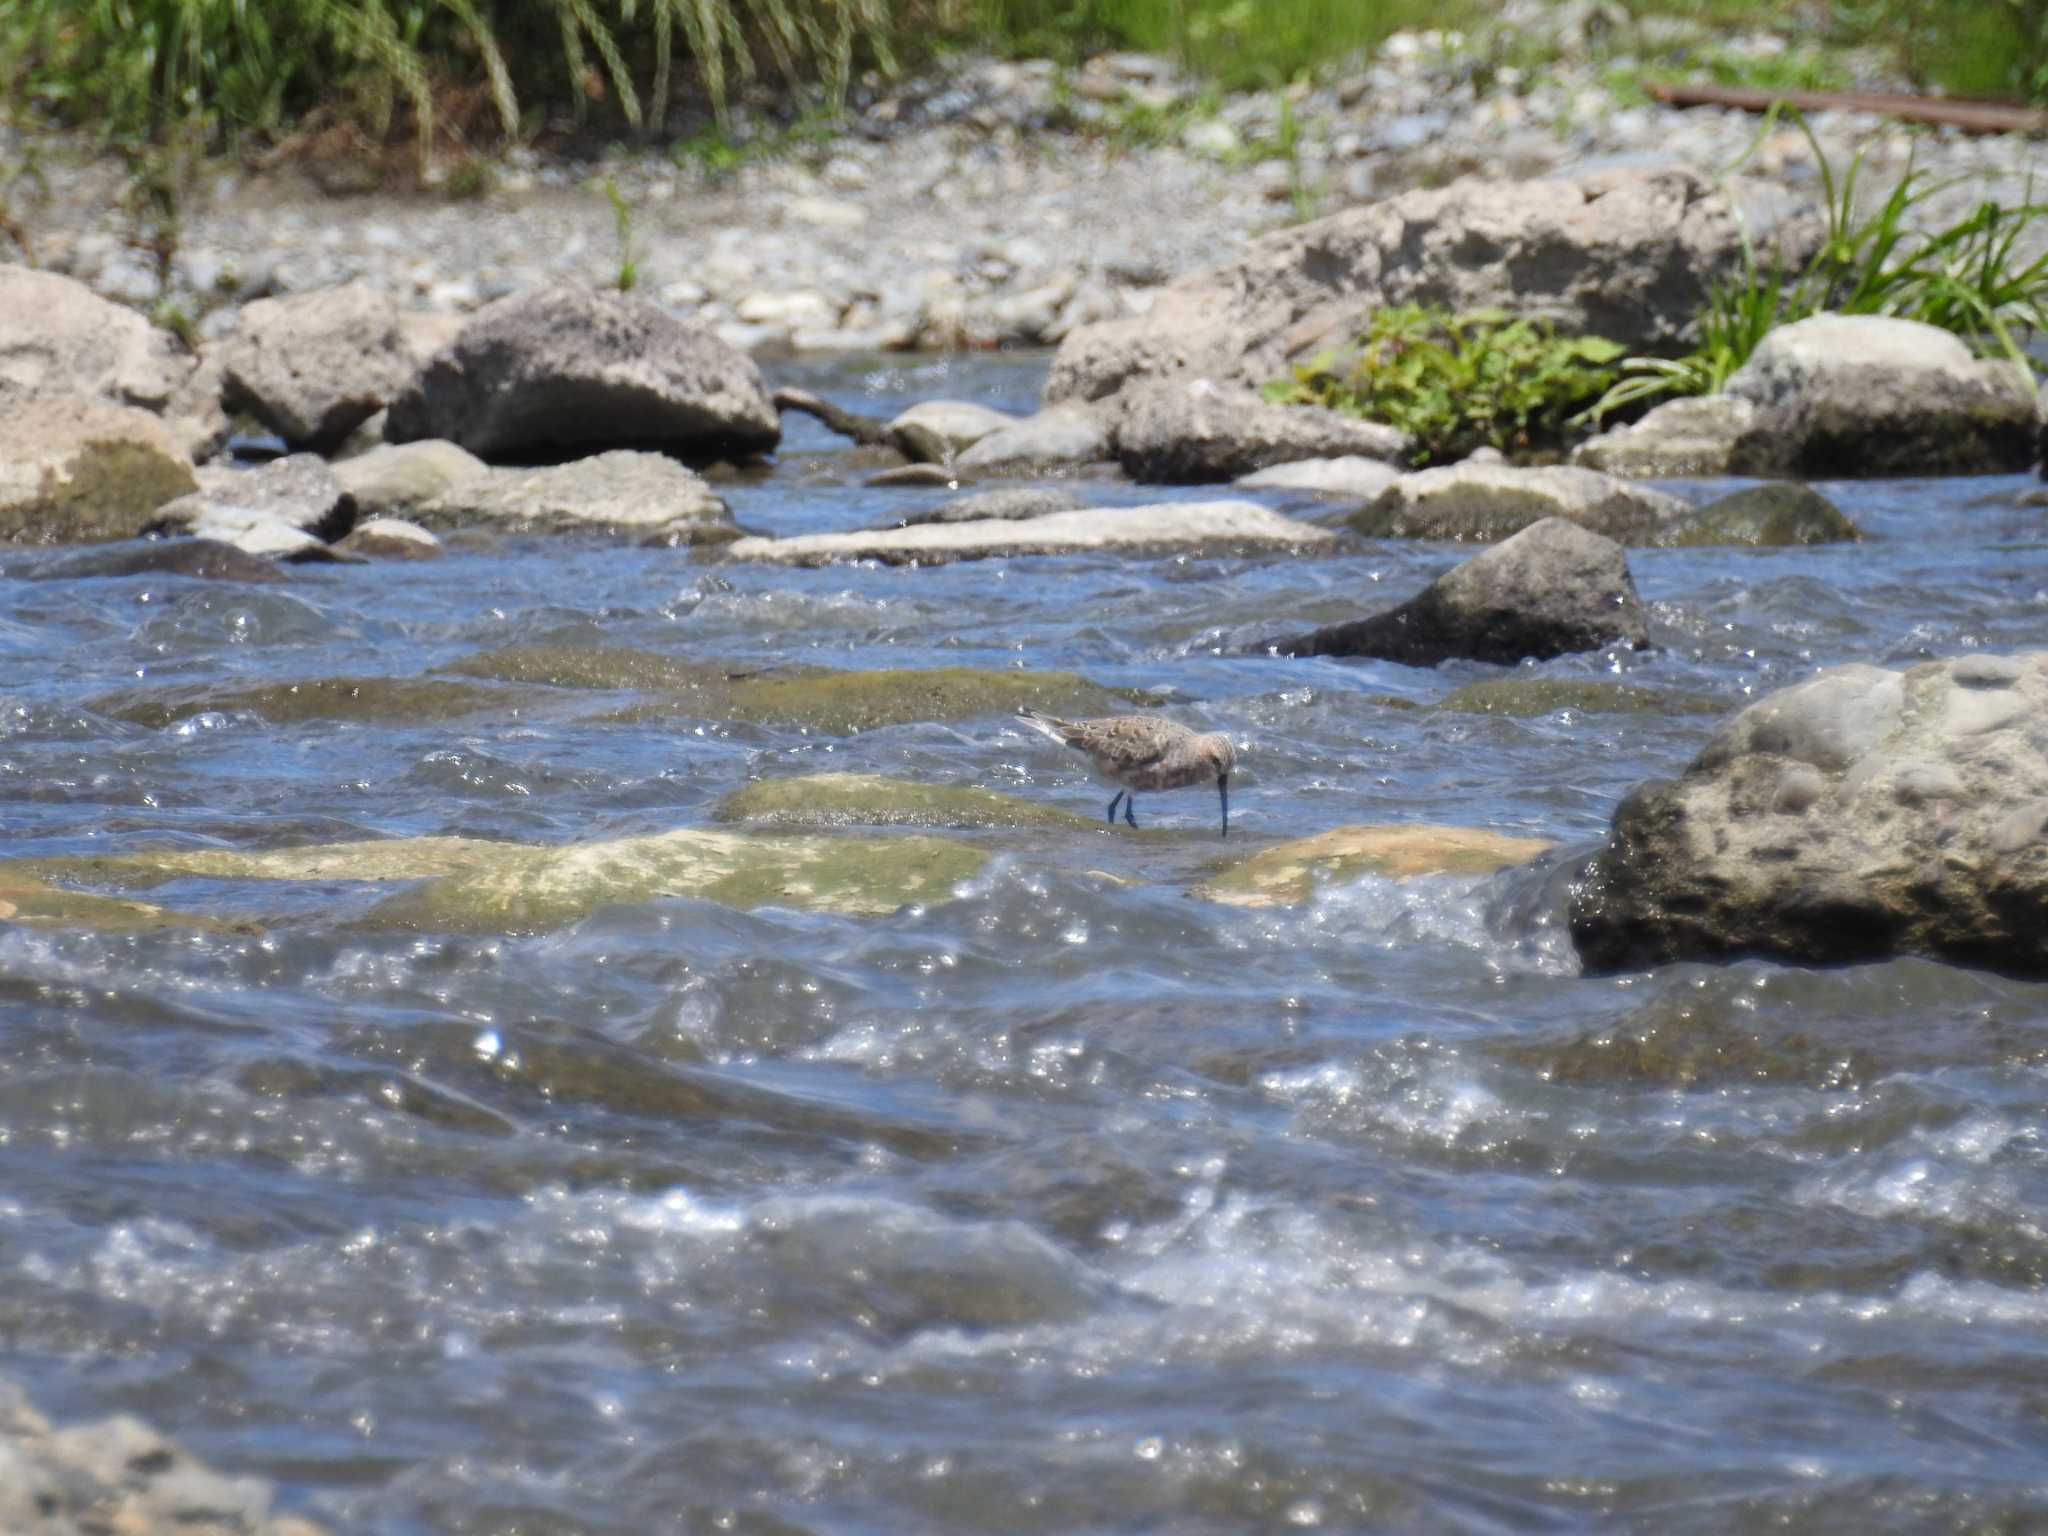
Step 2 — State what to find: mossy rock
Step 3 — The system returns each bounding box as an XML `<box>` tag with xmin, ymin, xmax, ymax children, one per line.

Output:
<box><xmin>1435</xmin><ymin>678</ymin><xmax>1723</xmax><ymax>718</ymax></box>
<box><xmin>90</xmin><ymin>676</ymin><xmax>526</xmax><ymax>729</ymax></box>
<box><xmin>1492</xmin><ymin>999</ymin><xmax>1880</xmax><ymax>1091</ymax></box>
<box><xmin>0</xmin><ymin>870</ymin><xmax>251</xmax><ymax>933</ymax></box>
<box><xmin>715</xmin><ymin>773</ymin><xmax>1099</xmax><ymax>830</ymax></box>
<box><xmin>10</xmin><ymin>827</ymin><xmax>987</xmax><ymax>931</ymax></box>
<box><xmin>446</xmin><ymin>643</ymin><xmax>1154</xmax><ymax>734</ymax></box>
<box><xmin>1194</xmin><ymin>823</ymin><xmax>1555</xmax><ymax>907</ymax></box>
<box><xmin>1651</xmin><ymin>483</ymin><xmax>1863</xmax><ymax>548</ymax></box>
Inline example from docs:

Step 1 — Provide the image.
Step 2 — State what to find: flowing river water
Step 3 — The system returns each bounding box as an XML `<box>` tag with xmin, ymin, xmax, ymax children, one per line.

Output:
<box><xmin>3</xmin><ymin>352</ymin><xmax>2047</xmax><ymax>1533</ymax></box>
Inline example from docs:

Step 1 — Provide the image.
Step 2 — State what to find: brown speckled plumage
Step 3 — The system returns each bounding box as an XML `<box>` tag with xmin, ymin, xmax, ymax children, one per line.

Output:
<box><xmin>1017</xmin><ymin>707</ymin><xmax>1237</xmax><ymax>835</ymax></box>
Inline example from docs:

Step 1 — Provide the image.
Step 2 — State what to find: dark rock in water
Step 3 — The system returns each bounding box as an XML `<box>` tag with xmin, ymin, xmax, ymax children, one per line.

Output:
<box><xmin>1571</xmin><ymin>651</ymin><xmax>2048</xmax><ymax>976</ymax></box>
<box><xmin>24</xmin><ymin>536</ymin><xmax>285</xmax><ymax>583</ymax></box>
<box><xmin>1653</xmin><ymin>483</ymin><xmax>1863</xmax><ymax>547</ymax></box>
<box><xmin>386</xmin><ymin>283</ymin><xmax>780</xmax><ymax>462</ymax></box>
<box><xmin>219</xmin><ymin>283</ymin><xmax>414</xmax><ymax>454</ymax></box>
<box><xmin>1267</xmin><ymin>517</ymin><xmax>1648</xmax><ymax>666</ymax></box>
<box><xmin>890</xmin><ymin>487</ymin><xmax>1084</xmax><ymax>528</ymax></box>
<box><xmin>1115</xmin><ymin>378</ymin><xmax>1408</xmax><ymax>484</ymax></box>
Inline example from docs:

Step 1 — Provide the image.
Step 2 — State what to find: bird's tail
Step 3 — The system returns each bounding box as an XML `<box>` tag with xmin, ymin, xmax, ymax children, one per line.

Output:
<box><xmin>1015</xmin><ymin>706</ymin><xmax>1072</xmax><ymax>744</ymax></box>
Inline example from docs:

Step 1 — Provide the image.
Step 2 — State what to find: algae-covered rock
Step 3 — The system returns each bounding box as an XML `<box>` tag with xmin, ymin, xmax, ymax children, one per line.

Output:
<box><xmin>0</xmin><ymin>870</ymin><xmax>249</xmax><ymax>933</ymax></box>
<box><xmin>1651</xmin><ymin>483</ymin><xmax>1863</xmax><ymax>548</ymax></box>
<box><xmin>1436</xmin><ymin>678</ymin><xmax>1723</xmax><ymax>717</ymax></box>
<box><xmin>13</xmin><ymin>826</ymin><xmax>989</xmax><ymax>931</ymax></box>
<box><xmin>1194</xmin><ymin>823</ymin><xmax>1554</xmax><ymax>907</ymax></box>
<box><xmin>90</xmin><ymin>676</ymin><xmax>525</xmax><ymax>729</ymax></box>
<box><xmin>442</xmin><ymin>645</ymin><xmax>1153</xmax><ymax>734</ymax></box>
<box><xmin>716</xmin><ymin>772</ymin><xmax>1099</xmax><ymax>830</ymax></box>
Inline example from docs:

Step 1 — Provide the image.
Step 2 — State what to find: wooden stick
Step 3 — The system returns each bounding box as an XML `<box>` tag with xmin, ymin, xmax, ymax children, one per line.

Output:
<box><xmin>1645</xmin><ymin>81</ymin><xmax>2048</xmax><ymax>136</ymax></box>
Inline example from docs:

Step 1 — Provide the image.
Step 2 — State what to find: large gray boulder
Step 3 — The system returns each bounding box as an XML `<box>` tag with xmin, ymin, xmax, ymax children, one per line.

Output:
<box><xmin>1115</xmin><ymin>378</ymin><xmax>1409</xmax><ymax>483</ymax></box>
<box><xmin>1046</xmin><ymin>166</ymin><xmax>1820</xmax><ymax>407</ymax></box>
<box><xmin>385</xmin><ymin>283</ymin><xmax>780</xmax><ymax>462</ymax></box>
<box><xmin>1266</xmin><ymin>517</ymin><xmax>1647</xmax><ymax>665</ymax></box>
<box><xmin>1345</xmin><ymin>462</ymin><xmax>1689</xmax><ymax>544</ymax></box>
<box><xmin>0</xmin><ymin>391</ymin><xmax>197</xmax><ymax>543</ymax></box>
<box><xmin>1571</xmin><ymin>652</ymin><xmax>2048</xmax><ymax>975</ymax></box>
<box><xmin>1576</xmin><ymin>315</ymin><xmax>2044</xmax><ymax>478</ymax></box>
<box><xmin>0</xmin><ymin>268</ymin><xmax>222</xmax><ymax>459</ymax></box>
<box><xmin>219</xmin><ymin>283</ymin><xmax>415</xmax><ymax>453</ymax></box>
<box><xmin>1721</xmin><ymin>314</ymin><xmax>2041</xmax><ymax>476</ymax></box>
<box><xmin>414</xmin><ymin>449</ymin><xmax>736</xmax><ymax>543</ymax></box>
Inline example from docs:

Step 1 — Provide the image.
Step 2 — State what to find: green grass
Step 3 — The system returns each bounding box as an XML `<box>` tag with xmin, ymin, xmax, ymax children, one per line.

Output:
<box><xmin>1585</xmin><ymin>109</ymin><xmax>2048</xmax><ymax>421</ymax></box>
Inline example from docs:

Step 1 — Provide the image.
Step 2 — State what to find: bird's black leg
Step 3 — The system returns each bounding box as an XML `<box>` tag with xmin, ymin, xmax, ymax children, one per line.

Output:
<box><xmin>1124</xmin><ymin>796</ymin><xmax>1138</xmax><ymax>828</ymax></box>
<box><xmin>1105</xmin><ymin>789</ymin><xmax>1124</xmax><ymax>825</ymax></box>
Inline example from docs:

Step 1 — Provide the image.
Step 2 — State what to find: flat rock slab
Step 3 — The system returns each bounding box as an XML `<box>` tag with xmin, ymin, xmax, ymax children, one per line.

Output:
<box><xmin>1195</xmin><ymin>823</ymin><xmax>1555</xmax><ymax>907</ymax></box>
<box><xmin>715</xmin><ymin>772</ymin><xmax>1098</xmax><ymax>830</ymax></box>
<box><xmin>1571</xmin><ymin>650</ymin><xmax>2048</xmax><ymax>976</ymax></box>
<box><xmin>954</xmin><ymin>405</ymin><xmax>1114</xmax><ymax>473</ymax></box>
<box><xmin>725</xmin><ymin>500</ymin><xmax>1336</xmax><ymax>566</ymax></box>
<box><xmin>12</xmin><ymin>828</ymin><xmax>988</xmax><ymax>930</ymax></box>
<box><xmin>890</xmin><ymin>487</ymin><xmax>1085</xmax><ymax>528</ymax></box>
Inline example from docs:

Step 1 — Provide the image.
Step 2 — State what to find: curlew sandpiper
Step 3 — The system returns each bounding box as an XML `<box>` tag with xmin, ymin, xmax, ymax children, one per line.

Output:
<box><xmin>1016</xmin><ymin>707</ymin><xmax>1236</xmax><ymax>837</ymax></box>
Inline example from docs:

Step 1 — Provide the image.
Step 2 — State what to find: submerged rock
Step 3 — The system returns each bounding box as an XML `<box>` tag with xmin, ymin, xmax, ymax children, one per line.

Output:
<box><xmin>13</xmin><ymin>827</ymin><xmax>988</xmax><ymax>930</ymax></box>
<box><xmin>1195</xmin><ymin>823</ymin><xmax>1555</xmax><ymax>906</ymax></box>
<box><xmin>1268</xmin><ymin>517</ymin><xmax>1649</xmax><ymax>666</ymax></box>
<box><xmin>1571</xmin><ymin>651</ymin><xmax>2048</xmax><ymax>976</ymax></box>
<box><xmin>1046</xmin><ymin>166</ymin><xmax>1820</xmax><ymax>406</ymax></box>
<box><xmin>91</xmin><ymin>675</ymin><xmax>524</xmax><ymax>728</ymax></box>
<box><xmin>1436</xmin><ymin>677</ymin><xmax>1722</xmax><ymax>716</ymax></box>
<box><xmin>443</xmin><ymin>645</ymin><xmax>1154</xmax><ymax>733</ymax></box>
<box><xmin>1115</xmin><ymin>378</ymin><xmax>1409</xmax><ymax>483</ymax></box>
<box><xmin>19</xmin><ymin>536</ymin><xmax>286</xmax><ymax>583</ymax></box>
<box><xmin>1652</xmin><ymin>482</ymin><xmax>1863</xmax><ymax>547</ymax></box>
<box><xmin>724</xmin><ymin>500</ymin><xmax>1336</xmax><ymax>566</ymax></box>
<box><xmin>1345</xmin><ymin>462</ymin><xmax>1689</xmax><ymax>544</ymax></box>
<box><xmin>0</xmin><ymin>870</ymin><xmax>250</xmax><ymax>934</ymax></box>
<box><xmin>715</xmin><ymin>772</ymin><xmax>1098</xmax><ymax>830</ymax></box>
<box><xmin>384</xmin><ymin>282</ymin><xmax>781</xmax><ymax>462</ymax></box>
<box><xmin>414</xmin><ymin>450</ymin><xmax>736</xmax><ymax>543</ymax></box>
<box><xmin>218</xmin><ymin>283</ymin><xmax>414</xmax><ymax>453</ymax></box>
<box><xmin>0</xmin><ymin>391</ymin><xmax>197</xmax><ymax>543</ymax></box>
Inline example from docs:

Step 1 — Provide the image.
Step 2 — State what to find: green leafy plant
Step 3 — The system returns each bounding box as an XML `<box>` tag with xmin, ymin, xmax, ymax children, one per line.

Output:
<box><xmin>1264</xmin><ymin>305</ymin><xmax>1626</xmax><ymax>464</ymax></box>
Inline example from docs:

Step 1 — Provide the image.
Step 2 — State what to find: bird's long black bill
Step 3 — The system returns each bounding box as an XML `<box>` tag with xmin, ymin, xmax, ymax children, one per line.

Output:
<box><xmin>1218</xmin><ymin>773</ymin><xmax>1229</xmax><ymax>839</ymax></box>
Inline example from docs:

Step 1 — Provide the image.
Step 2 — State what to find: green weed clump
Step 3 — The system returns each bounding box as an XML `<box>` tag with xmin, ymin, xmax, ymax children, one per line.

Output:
<box><xmin>1589</xmin><ymin>111</ymin><xmax>2048</xmax><ymax>421</ymax></box>
<box><xmin>1264</xmin><ymin>305</ymin><xmax>1625</xmax><ymax>465</ymax></box>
